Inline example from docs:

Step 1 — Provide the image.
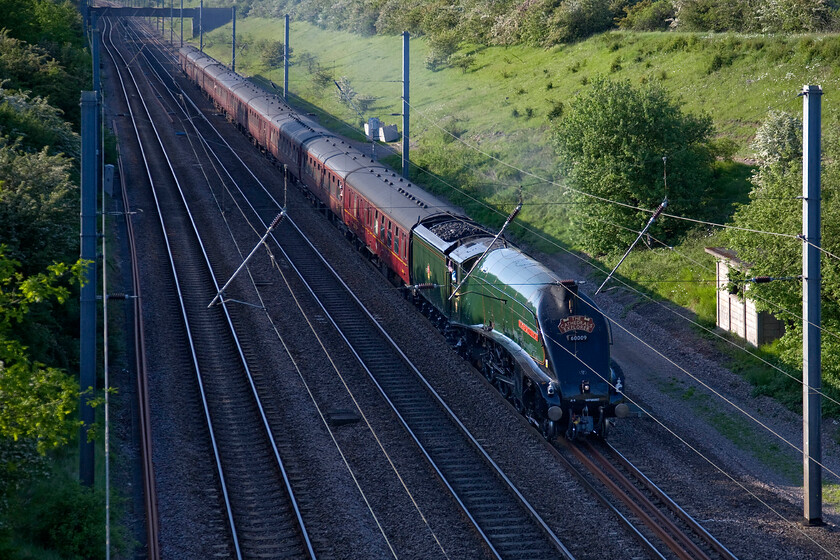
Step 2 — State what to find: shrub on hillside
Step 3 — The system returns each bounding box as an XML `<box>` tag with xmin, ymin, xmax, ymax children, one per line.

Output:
<box><xmin>546</xmin><ymin>0</ymin><xmax>616</xmax><ymax>44</ymax></box>
<box><xmin>0</xmin><ymin>137</ymin><xmax>77</xmax><ymax>273</ymax></box>
<box><xmin>618</xmin><ymin>0</ymin><xmax>676</xmax><ymax>30</ymax></box>
<box><xmin>553</xmin><ymin>76</ymin><xmax>716</xmax><ymax>255</ymax></box>
<box><xmin>0</xmin><ymin>87</ymin><xmax>79</xmax><ymax>159</ymax></box>
<box><xmin>676</xmin><ymin>0</ymin><xmax>762</xmax><ymax>32</ymax></box>
<box><xmin>756</xmin><ymin>0</ymin><xmax>836</xmax><ymax>32</ymax></box>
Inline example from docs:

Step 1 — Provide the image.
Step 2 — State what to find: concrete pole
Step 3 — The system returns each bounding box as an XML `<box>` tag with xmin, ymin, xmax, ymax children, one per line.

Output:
<box><xmin>283</xmin><ymin>14</ymin><xmax>289</xmax><ymax>101</ymax></box>
<box><xmin>402</xmin><ymin>32</ymin><xmax>409</xmax><ymax>179</ymax></box>
<box><xmin>79</xmin><ymin>92</ymin><xmax>99</xmax><ymax>487</ymax></box>
<box><xmin>231</xmin><ymin>6</ymin><xmax>236</xmax><ymax>72</ymax></box>
<box><xmin>170</xmin><ymin>0</ymin><xmax>173</xmax><ymax>44</ymax></box>
<box><xmin>802</xmin><ymin>84</ymin><xmax>823</xmax><ymax>526</ymax></box>
<box><xmin>180</xmin><ymin>0</ymin><xmax>183</xmax><ymax>47</ymax></box>
<box><xmin>199</xmin><ymin>0</ymin><xmax>203</xmax><ymax>52</ymax></box>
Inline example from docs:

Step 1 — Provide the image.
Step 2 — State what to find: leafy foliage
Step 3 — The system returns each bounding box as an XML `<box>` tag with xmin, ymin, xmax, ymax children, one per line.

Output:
<box><xmin>618</xmin><ymin>0</ymin><xmax>676</xmax><ymax>30</ymax></box>
<box><xmin>0</xmin><ymin>0</ymin><xmax>84</xmax><ymax>51</ymax></box>
<box><xmin>676</xmin><ymin>0</ymin><xmax>839</xmax><ymax>32</ymax></box>
<box><xmin>756</xmin><ymin>0</ymin><xmax>836</xmax><ymax>33</ymax></box>
<box><xmin>0</xmin><ymin>253</ymin><xmax>84</xmax><ymax>453</ymax></box>
<box><xmin>12</xmin><ymin>474</ymin><xmax>110</xmax><ymax>560</ymax></box>
<box><xmin>0</xmin><ymin>7</ymin><xmax>90</xmax><ymax>556</ymax></box>
<box><xmin>547</xmin><ymin>0</ymin><xmax>616</xmax><ymax>44</ymax></box>
<box><xmin>258</xmin><ymin>40</ymin><xmax>287</xmax><ymax>68</ymax></box>
<box><xmin>0</xmin><ymin>17</ymin><xmax>88</xmax><ymax>129</ymax></box>
<box><xmin>0</xmin><ymin>137</ymin><xmax>79</xmax><ymax>274</ymax></box>
<box><xmin>0</xmin><ymin>86</ymin><xmax>79</xmax><ymax>159</ymax></box>
<box><xmin>552</xmin><ymin>76</ymin><xmax>716</xmax><ymax>255</ymax></box>
<box><xmin>676</xmin><ymin>0</ymin><xmax>763</xmax><ymax>32</ymax></box>
<box><xmin>245</xmin><ymin>0</ymin><xmax>840</xmax><ymax>52</ymax></box>
<box><xmin>725</xmin><ymin>111</ymin><xmax>840</xmax><ymax>415</ymax></box>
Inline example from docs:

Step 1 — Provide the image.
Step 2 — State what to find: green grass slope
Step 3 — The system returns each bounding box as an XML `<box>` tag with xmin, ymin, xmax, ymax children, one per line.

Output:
<box><xmin>195</xmin><ymin>19</ymin><xmax>840</xmax><ymax>326</ymax></box>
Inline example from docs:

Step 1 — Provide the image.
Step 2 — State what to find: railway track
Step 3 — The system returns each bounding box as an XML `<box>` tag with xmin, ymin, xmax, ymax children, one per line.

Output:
<box><xmin>116</xmin><ymin>131</ymin><xmax>160</xmax><ymax>560</ymax></box>
<box><xmin>552</xmin><ymin>437</ymin><xmax>739</xmax><ymax>560</ymax></box>
<box><xmin>120</xmin><ymin>20</ymin><xmax>578</xmax><ymax>559</ymax></box>
<box><xmin>115</xmin><ymin>16</ymin><xmax>745</xmax><ymax>560</ymax></box>
<box><xmin>102</xmin><ymin>18</ymin><xmax>315</xmax><ymax>559</ymax></box>
<box><xmin>104</xmin><ymin>16</ymin><xmax>840</xmax><ymax>560</ymax></box>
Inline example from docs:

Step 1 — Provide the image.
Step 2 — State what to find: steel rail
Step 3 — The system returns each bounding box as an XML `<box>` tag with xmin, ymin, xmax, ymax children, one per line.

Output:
<box><xmin>132</xmin><ymin>29</ymin><xmax>575</xmax><ymax>559</ymax></box>
<box><xmin>113</xmin><ymin>19</ymin><xmax>318</xmax><ymax>558</ymax></box>
<box><xmin>103</xmin><ymin>18</ymin><xmax>315</xmax><ymax>559</ymax></box>
<box><xmin>563</xmin><ymin>437</ymin><xmax>741</xmax><ymax>560</ymax></box>
<box><xmin>569</xmin><ymin>440</ymin><xmax>712</xmax><ymax>560</ymax></box>
<box><xmin>116</xmin><ymin>140</ymin><xmax>161</xmax><ymax>560</ymax></box>
<box><xmin>100</xmin><ymin>18</ymin><xmax>242</xmax><ymax>559</ymax></box>
<box><xmin>603</xmin><ymin>441</ymin><xmax>740</xmax><ymax>560</ymax></box>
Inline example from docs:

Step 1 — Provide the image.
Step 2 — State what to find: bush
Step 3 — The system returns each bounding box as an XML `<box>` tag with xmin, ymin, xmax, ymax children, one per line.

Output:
<box><xmin>553</xmin><ymin>76</ymin><xmax>716</xmax><ymax>254</ymax></box>
<box><xmin>547</xmin><ymin>100</ymin><xmax>564</xmax><ymax>120</ymax></box>
<box><xmin>618</xmin><ymin>0</ymin><xmax>675</xmax><ymax>31</ymax></box>
<box><xmin>13</xmin><ymin>476</ymin><xmax>111</xmax><ymax>560</ymax></box>
<box><xmin>757</xmin><ymin>0</ymin><xmax>835</xmax><ymax>33</ymax></box>
<box><xmin>259</xmin><ymin>40</ymin><xmax>285</xmax><ymax>68</ymax></box>
<box><xmin>426</xmin><ymin>29</ymin><xmax>460</xmax><ymax>67</ymax></box>
<box><xmin>451</xmin><ymin>53</ymin><xmax>474</xmax><ymax>74</ymax></box>
<box><xmin>545</xmin><ymin>0</ymin><xmax>615</xmax><ymax>45</ymax></box>
<box><xmin>677</xmin><ymin>0</ymin><xmax>761</xmax><ymax>32</ymax></box>
<box><xmin>750</xmin><ymin>110</ymin><xmax>801</xmax><ymax>166</ymax></box>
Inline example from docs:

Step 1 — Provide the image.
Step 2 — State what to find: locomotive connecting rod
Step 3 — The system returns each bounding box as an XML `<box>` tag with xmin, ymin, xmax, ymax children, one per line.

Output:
<box><xmin>208</xmin><ymin>212</ymin><xmax>285</xmax><ymax>307</ymax></box>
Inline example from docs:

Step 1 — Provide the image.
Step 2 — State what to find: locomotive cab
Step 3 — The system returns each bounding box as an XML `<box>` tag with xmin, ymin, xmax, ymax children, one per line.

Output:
<box><xmin>537</xmin><ymin>282</ymin><xmax>623</xmax><ymax>437</ymax></box>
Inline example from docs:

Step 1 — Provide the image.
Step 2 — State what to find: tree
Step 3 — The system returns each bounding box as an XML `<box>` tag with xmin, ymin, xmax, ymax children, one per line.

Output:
<box><xmin>553</xmin><ymin>76</ymin><xmax>716</xmax><ymax>255</ymax></box>
<box><xmin>618</xmin><ymin>0</ymin><xmax>676</xmax><ymax>30</ymax></box>
<box><xmin>425</xmin><ymin>29</ymin><xmax>460</xmax><ymax>70</ymax></box>
<box><xmin>451</xmin><ymin>52</ymin><xmax>475</xmax><ymax>74</ymax></box>
<box><xmin>756</xmin><ymin>0</ymin><xmax>835</xmax><ymax>32</ymax></box>
<box><xmin>0</xmin><ymin>136</ymin><xmax>78</xmax><ymax>274</ymax></box>
<box><xmin>724</xmin><ymin>111</ymin><xmax>840</xmax><ymax>414</ymax></box>
<box><xmin>0</xmin><ymin>251</ymin><xmax>84</xmax><ymax>453</ymax></box>
<box><xmin>546</xmin><ymin>0</ymin><xmax>616</xmax><ymax>44</ymax></box>
<box><xmin>259</xmin><ymin>40</ymin><xmax>287</xmax><ymax>68</ymax></box>
<box><xmin>0</xmin><ymin>86</ymin><xmax>80</xmax><ymax>159</ymax></box>
<box><xmin>676</xmin><ymin>0</ymin><xmax>762</xmax><ymax>32</ymax></box>
<box><xmin>0</xmin><ymin>29</ymin><xmax>88</xmax><ymax>129</ymax></box>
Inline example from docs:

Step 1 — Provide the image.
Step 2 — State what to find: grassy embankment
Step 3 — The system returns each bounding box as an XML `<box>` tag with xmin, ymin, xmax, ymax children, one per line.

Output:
<box><xmin>194</xmin><ymin>21</ymin><xmax>840</xmax><ymax>441</ymax></box>
<box><xmin>198</xmin><ymin>18</ymin><xmax>840</xmax><ymax>315</ymax></box>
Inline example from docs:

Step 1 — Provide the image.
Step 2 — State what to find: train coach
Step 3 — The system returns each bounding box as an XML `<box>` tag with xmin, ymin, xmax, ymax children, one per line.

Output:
<box><xmin>177</xmin><ymin>45</ymin><xmax>628</xmax><ymax>438</ymax></box>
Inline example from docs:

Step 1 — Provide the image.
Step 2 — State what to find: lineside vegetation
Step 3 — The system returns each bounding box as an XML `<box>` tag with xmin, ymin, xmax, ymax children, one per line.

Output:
<box><xmin>198</xmin><ymin>3</ymin><xmax>840</xmax><ymax>420</ymax></box>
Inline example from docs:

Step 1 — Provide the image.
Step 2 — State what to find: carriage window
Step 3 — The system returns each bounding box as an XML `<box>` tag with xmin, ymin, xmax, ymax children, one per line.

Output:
<box><xmin>393</xmin><ymin>228</ymin><xmax>400</xmax><ymax>253</ymax></box>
